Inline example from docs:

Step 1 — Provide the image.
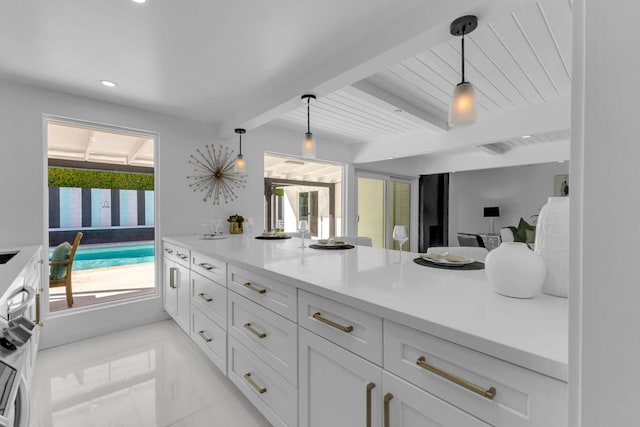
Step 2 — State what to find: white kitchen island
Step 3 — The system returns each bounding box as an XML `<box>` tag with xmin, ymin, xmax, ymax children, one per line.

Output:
<box><xmin>163</xmin><ymin>234</ymin><xmax>568</xmax><ymax>427</ymax></box>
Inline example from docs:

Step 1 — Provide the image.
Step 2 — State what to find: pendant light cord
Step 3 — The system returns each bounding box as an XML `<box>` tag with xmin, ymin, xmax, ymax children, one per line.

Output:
<box><xmin>307</xmin><ymin>97</ymin><xmax>311</xmax><ymax>134</ymax></box>
<box><xmin>239</xmin><ymin>133</ymin><xmax>242</xmax><ymax>156</ymax></box>
<box><xmin>461</xmin><ymin>30</ymin><xmax>466</xmax><ymax>83</ymax></box>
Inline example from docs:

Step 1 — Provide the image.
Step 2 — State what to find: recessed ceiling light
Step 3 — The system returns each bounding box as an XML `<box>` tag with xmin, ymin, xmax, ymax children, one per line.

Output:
<box><xmin>393</xmin><ymin>109</ymin><xmax>403</xmax><ymax>113</ymax></box>
<box><xmin>522</xmin><ymin>135</ymin><xmax>532</xmax><ymax>139</ymax></box>
<box><xmin>558</xmin><ymin>160</ymin><xmax>566</xmax><ymax>163</ymax></box>
<box><xmin>100</xmin><ymin>80</ymin><xmax>117</xmax><ymax>88</ymax></box>
<box><xmin>132</xmin><ymin>0</ymin><xmax>146</xmax><ymax>3</ymax></box>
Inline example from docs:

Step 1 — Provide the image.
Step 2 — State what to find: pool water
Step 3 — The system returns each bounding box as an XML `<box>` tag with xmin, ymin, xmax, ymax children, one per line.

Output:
<box><xmin>50</xmin><ymin>243</ymin><xmax>155</xmax><ymax>271</ymax></box>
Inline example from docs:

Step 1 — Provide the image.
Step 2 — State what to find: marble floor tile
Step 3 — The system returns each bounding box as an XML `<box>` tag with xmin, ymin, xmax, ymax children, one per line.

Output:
<box><xmin>30</xmin><ymin>320</ymin><xmax>271</xmax><ymax>427</ymax></box>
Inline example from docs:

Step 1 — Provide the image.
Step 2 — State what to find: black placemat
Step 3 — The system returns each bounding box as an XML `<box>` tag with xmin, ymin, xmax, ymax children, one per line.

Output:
<box><xmin>413</xmin><ymin>257</ymin><xmax>484</xmax><ymax>270</ymax></box>
<box><xmin>255</xmin><ymin>235</ymin><xmax>292</xmax><ymax>240</ymax></box>
<box><xmin>309</xmin><ymin>244</ymin><xmax>355</xmax><ymax>250</ymax></box>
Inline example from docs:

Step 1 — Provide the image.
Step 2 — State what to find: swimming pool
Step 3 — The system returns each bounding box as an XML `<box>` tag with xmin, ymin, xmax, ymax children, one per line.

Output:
<box><xmin>49</xmin><ymin>243</ymin><xmax>155</xmax><ymax>271</ymax></box>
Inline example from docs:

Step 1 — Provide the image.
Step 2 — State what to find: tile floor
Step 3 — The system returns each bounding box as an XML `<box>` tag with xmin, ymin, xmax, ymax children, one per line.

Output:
<box><xmin>30</xmin><ymin>320</ymin><xmax>271</xmax><ymax>427</ymax></box>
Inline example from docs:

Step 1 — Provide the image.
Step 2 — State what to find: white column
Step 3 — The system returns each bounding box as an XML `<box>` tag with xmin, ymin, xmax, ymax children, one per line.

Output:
<box><xmin>571</xmin><ymin>0</ymin><xmax>640</xmax><ymax>425</ymax></box>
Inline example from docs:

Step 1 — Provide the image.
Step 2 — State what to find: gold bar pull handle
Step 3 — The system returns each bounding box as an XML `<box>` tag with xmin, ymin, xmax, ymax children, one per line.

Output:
<box><xmin>312</xmin><ymin>312</ymin><xmax>354</xmax><ymax>333</ymax></box>
<box><xmin>244</xmin><ymin>373</ymin><xmax>267</xmax><ymax>394</ymax></box>
<box><xmin>33</xmin><ymin>292</ymin><xmax>43</xmax><ymax>327</ymax></box>
<box><xmin>244</xmin><ymin>322</ymin><xmax>267</xmax><ymax>339</ymax></box>
<box><xmin>177</xmin><ymin>252</ymin><xmax>188</xmax><ymax>260</ymax></box>
<box><xmin>198</xmin><ymin>262</ymin><xmax>214</xmax><ymax>271</ymax></box>
<box><xmin>383</xmin><ymin>393</ymin><xmax>393</xmax><ymax>427</ymax></box>
<box><xmin>198</xmin><ymin>330</ymin><xmax>213</xmax><ymax>342</ymax></box>
<box><xmin>169</xmin><ymin>267</ymin><xmax>177</xmax><ymax>288</ymax></box>
<box><xmin>243</xmin><ymin>282</ymin><xmax>266</xmax><ymax>294</ymax></box>
<box><xmin>164</xmin><ymin>248</ymin><xmax>174</xmax><ymax>254</ymax></box>
<box><xmin>416</xmin><ymin>356</ymin><xmax>496</xmax><ymax>400</ymax></box>
<box><xmin>366</xmin><ymin>382</ymin><xmax>375</xmax><ymax>427</ymax></box>
<box><xmin>198</xmin><ymin>293</ymin><xmax>213</xmax><ymax>303</ymax></box>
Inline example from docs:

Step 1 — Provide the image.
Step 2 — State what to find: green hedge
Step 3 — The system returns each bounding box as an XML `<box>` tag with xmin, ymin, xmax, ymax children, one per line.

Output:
<box><xmin>48</xmin><ymin>168</ymin><xmax>154</xmax><ymax>190</ymax></box>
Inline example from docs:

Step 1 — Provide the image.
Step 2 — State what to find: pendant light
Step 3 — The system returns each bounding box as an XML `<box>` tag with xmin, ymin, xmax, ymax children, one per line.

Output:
<box><xmin>234</xmin><ymin>128</ymin><xmax>246</xmax><ymax>174</ymax></box>
<box><xmin>301</xmin><ymin>94</ymin><xmax>317</xmax><ymax>159</ymax></box>
<box><xmin>449</xmin><ymin>15</ymin><xmax>478</xmax><ymax>127</ymax></box>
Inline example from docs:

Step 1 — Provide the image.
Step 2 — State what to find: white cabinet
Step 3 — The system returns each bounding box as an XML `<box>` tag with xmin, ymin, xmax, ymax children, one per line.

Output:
<box><xmin>298</xmin><ymin>327</ymin><xmax>382</xmax><ymax>427</ymax></box>
<box><xmin>163</xmin><ymin>242</ymin><xmax>190</xmax><ymax>333</ymax></box>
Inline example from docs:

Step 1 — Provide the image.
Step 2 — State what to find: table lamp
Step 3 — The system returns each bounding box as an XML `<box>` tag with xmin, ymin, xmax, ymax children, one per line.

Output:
<box><xmin>483</xmin><ymin>206</ymin><xmax>500</xmax><ymax>235</ymax></box>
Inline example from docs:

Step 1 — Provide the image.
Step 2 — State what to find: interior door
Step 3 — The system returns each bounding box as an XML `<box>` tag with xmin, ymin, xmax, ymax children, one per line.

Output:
<box><xmin>357</xmin><ymin>173</ymin><xmax>416</xmax><ymax>251</ymax></box>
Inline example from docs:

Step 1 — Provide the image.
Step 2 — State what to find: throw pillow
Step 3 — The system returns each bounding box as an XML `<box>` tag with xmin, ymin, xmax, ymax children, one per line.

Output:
<box><xmin>50</xmin><ymin>242</ymin><xmax>72</xmax><ymax>280</ymax></box>
<box><xmin>515</xmin><ymin>218</ymin><xmax>536</xmax><ymax>243</ymax></box>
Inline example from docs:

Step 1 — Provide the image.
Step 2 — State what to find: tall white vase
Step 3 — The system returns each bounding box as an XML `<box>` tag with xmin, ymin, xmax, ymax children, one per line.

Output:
<box><xmin>485</xmin><ymin>242</ymin><xmax>546</xmax><ymax>299</ymax></box>
<box><xmin>534</xmin><ymin>197</ymin><xmax>570</xmax><ymax>298</ymax></box>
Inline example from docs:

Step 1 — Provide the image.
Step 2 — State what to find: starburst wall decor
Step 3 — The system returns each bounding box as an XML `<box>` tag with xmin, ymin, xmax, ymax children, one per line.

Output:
<box><xmin>187</xmin><ymin>145</ymin><xmax>246</xmax><ymax>204</ymax></box>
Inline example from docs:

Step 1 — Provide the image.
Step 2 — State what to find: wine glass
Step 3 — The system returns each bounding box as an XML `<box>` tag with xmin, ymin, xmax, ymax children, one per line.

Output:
<box><xmin>245</xmin><ymin>217</ymin><xmax>254</xmax><ymax>238</ymax></box>
<box><xmin>298</xmin><ymin>220</ymin><xmax>309</xmax><ymax>248</ymax></box>
<box><xmin>392</xmin><ymin>225</ymin><xmax>409</xmax><ymax>263</ymax></box>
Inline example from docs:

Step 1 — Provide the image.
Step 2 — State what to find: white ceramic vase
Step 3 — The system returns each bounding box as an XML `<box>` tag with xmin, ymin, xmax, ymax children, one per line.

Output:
<box><xmin>485</xmin><ymin>242</ymin><xmax>546</xmax><ymax>299</ymax></box>
<box><xmin>534</xmin><ymin>196</ymin><xmax>570</xmax><ymax>298</ymax></box>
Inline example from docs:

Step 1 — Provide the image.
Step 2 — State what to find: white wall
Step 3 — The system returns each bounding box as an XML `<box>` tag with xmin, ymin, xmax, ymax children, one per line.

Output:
<box><xmin>448</xmin><ymin>162</ymin><xmax>569</xmax><ymax>244</ymax></box>
<box><xmin>0</xmin><ymin>79</ymin><xmax>354</xmax><ymax>348</ymax></box>
<box><xmin>571</xmin><ymin>1</ymin><xmax>640</xmax><ymax>425</ymax></box>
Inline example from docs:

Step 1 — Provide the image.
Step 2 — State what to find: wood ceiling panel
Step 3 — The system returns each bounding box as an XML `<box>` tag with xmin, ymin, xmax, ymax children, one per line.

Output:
<box><xmin>538</xmin><ymin>0</ymin><xmax>572</xmax><ymax>76</ymax></box>
<box><xmin>488</xmin><ymin>13</ymin><xmax>559</xmax><ymax>102</ymax></box>
<box><xmin>367</xmin><ymin>72</ymin><xmax>449</xmax><ymax>114</ymax></box>
<box><xmin>390</xmin><ymin>59</ymin><xmax>453</xmax><ymax>108</ymax></box>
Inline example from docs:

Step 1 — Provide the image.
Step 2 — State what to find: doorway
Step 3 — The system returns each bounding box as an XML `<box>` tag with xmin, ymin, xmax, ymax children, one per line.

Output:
<box><xmin>264</xmin><ymin>154</ymin><xmax>343</xmax><ymax>238</ymax></box>
<box><xmin>45</xmin><ymin>119</ymin><xmax>156</xmax><ymax>313</ymax></box>
<box><xmin>356</xmin><ymin>171</ymin><xmax>416</xmax><ymax>251</ymax></box>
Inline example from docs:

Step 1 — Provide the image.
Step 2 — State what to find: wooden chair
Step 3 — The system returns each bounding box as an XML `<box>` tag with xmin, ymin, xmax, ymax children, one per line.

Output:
<box><xmin>49</xmin><ymin>232</ymin><xmax>83</xmax><ymax>308</ymax></box>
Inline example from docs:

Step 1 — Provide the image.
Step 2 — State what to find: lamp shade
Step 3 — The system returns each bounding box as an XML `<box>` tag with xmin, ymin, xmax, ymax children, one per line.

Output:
<box><xmin>234</xmin><ymin>154</ymin><xmax>246</xmax><ymax>173</ymax></box>
<box><xmin>301</xmin><ymin>132</ymin><xmax>316</xmax><ymax>159</ymax></box>
<box><xmin>484</xmin><ymin>206</ymin><xmax>500</xmax><ymax>217</ymax></box>
<box><xmin>449</xmin><ymin>82</ymin><xmax>476</xmax><ymax>127</ymax></box>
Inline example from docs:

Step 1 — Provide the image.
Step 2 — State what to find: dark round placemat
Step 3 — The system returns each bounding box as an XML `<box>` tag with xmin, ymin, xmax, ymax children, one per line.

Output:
<box><xmin>309</xmin><ymin>244</ymin><xmax>355</xmax><ymax>250</ymax></box>
<box><xmin>255</xmin><ymin>235</ymin><xmax>292</xmax><ymax>240</ymax></box>
<box><xmin>413</xmin><ymin>257</ymin><xmax>484</xmax><ymax>270</ymax></box>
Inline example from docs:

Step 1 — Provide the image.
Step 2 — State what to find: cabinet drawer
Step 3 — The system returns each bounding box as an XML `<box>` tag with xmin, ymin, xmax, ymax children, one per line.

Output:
<box><xmin>163</xmin><ymin>241</ymin><xmax>190</xmax><ymax>267</ymax></box>
<box><xmin>191</xmin><ymin>272</ymin><xmax>227</xmax><ymax>329</ymax></box>
<box><xmin>191</xmin><ymin>251</ymin><xmax>226</xmax><ymax>284</ymax></box>
<box><xmin>384</xmin><ymin>320</ymin><xmax>567</xmax><ymax>426</ymax></box>
<box><xmin>228</xmin><ymin>265</ymin><xmax>296</xmax><ymax>321</ymax></box>
<box><xmin>228</xmin><ymin>292</ymin><xmax>297</xmax><ymax>385</ymax></box>
<box><xmin>298</xmin><ymin>290</ymin><xmax>383</xmax><ymax>365</ymax></box>
<box><xmin>191</xmin><ymin>306</ymin><xmax>226</xmax><ymax>374</ymax></box>
<box><xmin>228</xmin><ymin>337</ymin><xmax>297</xmax><ymax>427</ymax></box>
<box><xmin>383</xmin><ymin>371</ymin><xmax>490</xmax><ymax>427</ymax></box>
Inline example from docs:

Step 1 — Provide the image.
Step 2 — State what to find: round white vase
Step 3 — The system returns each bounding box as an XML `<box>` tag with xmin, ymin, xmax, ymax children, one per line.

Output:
<box><xmin>485</xmin><ymin>242</ymin><xmax>546</xmax><ymax>299</ymax></box>
<box><xmin>534</xmin><ymin>196</ymin><xmax>570</xmax><ymax>298</ymax></box>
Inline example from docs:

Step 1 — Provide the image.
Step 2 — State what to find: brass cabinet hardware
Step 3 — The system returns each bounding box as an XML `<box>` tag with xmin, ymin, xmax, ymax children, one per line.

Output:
<box><xmin>244</xmin><ymin>322</ymin><xmax>267</xmax><ymax>339</ymax></box>
<box><xmin>169</xmin><ymin>267</ymin><xmax>177</xmax><ymax>288</ymax></box>
<box><xmin>383</xmin><ymin>393</ymin><xmax>393</xmax><ymax>427</ymax></box>
<box><xmin>366</xmin><ymin>382</ymin><xmax>376</xmax><ymax>427</ymax></box>
<box><xmin>38</xmin><ymin>259</ymin><xmax>44</xmax><ymax>264</ymax></box>
<box><xmin>198</xmin><ymin>330</ymin><xmax>213</xmax><ymax>342</ymax></box>
<box><xmin>243</xmin><ymin>282</ymin><xmax>266</xmax><ymax>294</ymax></box>
<box><xmin>164</xmin><ymin>248</ymin><xmax>173</xmax><ymax>254</ymax></box>
<box><xmin>177</xmin><ymin>252</ymin><xmax>188</xmax><ymax>260</ymax></box>
<box><xmin>312</xmin><ymin>312</ymin><xmax>354</xmax><ymax>333</ymax></box>
<box><xmin>198</xmin><ymin>262</ymin><xmax>214</xmax><ymax>271</ymax></box>
<box><xmin>198</xmin><ymin>293</ymin><xmax>213</xmax><ymax>303</ymax></box>
<box><xmin>34</xmin><ymin>292</ymin><xmax>43</xmax><ymax>327</ymax></box>
<box><xmin>416</xmin><ymin>356</ymin><xmax>496</xmax><ymax>400</ymax></box>
<box><xmin>244</xmin><ymin>373</ymin><xmax>267</xmax><ymax>394</ymax></box>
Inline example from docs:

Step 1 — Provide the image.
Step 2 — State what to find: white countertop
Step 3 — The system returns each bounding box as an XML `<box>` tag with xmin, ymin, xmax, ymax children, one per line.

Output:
<box><xmin>165</xmin><ymin>235</ymin><xmax>568</xmax><ymax>381</ymax></box>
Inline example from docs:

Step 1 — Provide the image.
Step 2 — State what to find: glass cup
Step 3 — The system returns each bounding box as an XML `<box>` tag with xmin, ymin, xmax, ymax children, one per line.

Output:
<box><xmin>298</xmin><ymin>220</ymin><xmax>309</xmax><ymax>248</ymax></box>
<box><xmin>392</xmin><ymin>225</ymin><xmax>409</xmax><ymax>263</ymax></box>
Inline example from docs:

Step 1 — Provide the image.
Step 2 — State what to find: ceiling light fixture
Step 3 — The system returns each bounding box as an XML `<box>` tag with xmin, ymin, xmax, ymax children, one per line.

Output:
<box><xmin>234</xmin><ymin>128</ymin><xmax>246</xmax><ymax>174</ymax></box>
<box><xmin>100</xmin><ymin>80</ymin><xmax>117</xmax><ymax>88</ymax></box>
<box><xmin>449</xmin><ymin>15</ymin><xmax>478</xmax><ymax>127</ymax></box>
<box><xmin>522</xmin><ymin>135</ymin><xmax>532</xmax><ymax>139</ymax></box>
<box><xmin>131</xmin><ymin>0</ymin><xmax>146</xmax><ymax>3</ymax></box>
<box><xmin>301</xmin><ymin>94</ymin><xmax>317</xmax><ymax>159</ymax></box>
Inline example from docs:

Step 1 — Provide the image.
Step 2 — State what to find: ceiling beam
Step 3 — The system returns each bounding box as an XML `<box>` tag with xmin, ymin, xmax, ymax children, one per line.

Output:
<box><xmin>219</xmin><ymin>0</ymin><xmax>536</xmax><ymax>138</ymax></box>
<box><xmin>346</xmin><ymin>81</ymin><xmax>449</xmax><ymax>131</ymax></box>
<box><xmin>84</xmin><ymin>130</ymin><xmax>95</xmax><ymax>161</ymax></box>
<box><xmin>128</xmin><ymin>138</ymin><xmax>148</xmax><ymax>165</ymax></box>
<box><xmin>476</xmin><ymin>142</ymin><xmax>511</xmax><ymax>156</ymax></box>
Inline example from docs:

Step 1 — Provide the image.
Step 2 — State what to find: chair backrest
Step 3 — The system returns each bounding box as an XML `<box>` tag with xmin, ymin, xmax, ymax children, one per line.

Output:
<box><xmin>499</xmin><ymin>227</ymin><xmax>516</xmax><ymax>243</ymax></box>
<box><xmin>427</xmin><ymin>246</ymin><xmax>489</xmax><ymax>262</ymax></box>
<box><xmin>333</xmin><ymin>236</ymin><xmax>373</xmax><ymax>247</ymax></box>
<box><xmin>457</xmin><ymin>233</ymin><xmax>485</xmax><ymax>248</ymax></box>
<box><xmin>64</xmin><ymin>232</ymin><xmax>83</xmax><ymax>278</ymax></box>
